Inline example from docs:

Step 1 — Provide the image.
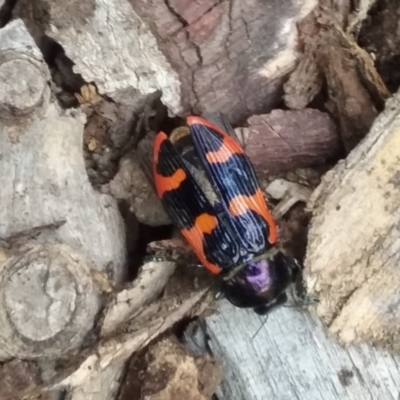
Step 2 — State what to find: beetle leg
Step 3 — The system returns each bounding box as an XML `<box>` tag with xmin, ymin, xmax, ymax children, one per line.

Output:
<box><xmin>253</xmin><ymin>292</ymin><xmax>288</xmax><ymax>315</ymax></box>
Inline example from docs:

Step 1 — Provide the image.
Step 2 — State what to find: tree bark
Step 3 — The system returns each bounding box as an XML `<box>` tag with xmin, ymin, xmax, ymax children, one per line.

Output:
<box><xmin>14</xmin><ymin>0</ymin><xmax>316</xmax><ymax>124</ymax></box>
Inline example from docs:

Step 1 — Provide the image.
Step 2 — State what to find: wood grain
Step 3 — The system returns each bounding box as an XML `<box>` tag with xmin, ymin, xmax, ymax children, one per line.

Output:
<box><xmin>207</xmin><ymin>299</ymin><xmax>400</xmax><ymax>400</ymax></box>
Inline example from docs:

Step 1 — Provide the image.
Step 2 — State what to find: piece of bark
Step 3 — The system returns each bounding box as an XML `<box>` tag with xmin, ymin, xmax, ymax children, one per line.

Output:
<box><xmin>283</xmin><ymin>0</ymin><xmax>390</xmax><ymax>152</ymax></box>
<box><xmin>358</xmin><ymin>0</ymin><xmax>400</xmax><ymax>93</ymax></box>
<box><xmin>264</xmin><ymin>179</ymin><xmax>312</xmax><ymax>260</ymax></box>
<box><xmin>283</xmin><ymin>54</ymin><xmax>323</xmax><ymax>110</ymax></box>
<box><xmin>347</xmin><ymin>0</ymin><xmax>379</xmax><ymax>34</ymax></box>
<box><xmin>0</xmin><ymin>360</ymin><xmax>42</xmax><ymax>400</ymax></box>
<box><xmin>319</xmin><ymin>26</ymin><xmax>388</xmax><ymax>152</ymax></box>
<box><xmin>305</xmin><ymin>88</ymin><xmax>400</xmax><ymax>353</ymax></box>
<box><xmin>266</xmin><ymin>179</ymin><xmax>313</xmax><ymax>219</ymax></box>
<box><xmin>14</xmin><ymin>0</ymin><xmax>316</xmax><ymax>124</ymax></box>
<box><xmin>235</xmin><ymin>109</ymin><xmax>341</xmax><ymax>172</ymax></box>
<box><xmin>118</xmin><ymin>337</ymin><xmax>223</xmax><ymax>400</ymax></box>
<box><xmin>101</xmin><ymin>261</ymin><xmax>176</xmax><ymax>337</ymax></box>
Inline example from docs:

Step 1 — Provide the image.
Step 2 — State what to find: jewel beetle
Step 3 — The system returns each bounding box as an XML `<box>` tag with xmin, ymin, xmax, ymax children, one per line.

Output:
<box><xmin>152</xmin><ymin>114</ymin><xmax>302</xmax><ymax>315</ymax></box>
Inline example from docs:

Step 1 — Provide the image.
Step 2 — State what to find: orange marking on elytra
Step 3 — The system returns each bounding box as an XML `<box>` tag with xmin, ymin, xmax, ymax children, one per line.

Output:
<box><xmin>153</xmin><ymin>131</ymin><xmax>187</xmax><ymax>198</ymax></box>
<box><xmin>206</xmin><ymin>147</ymin><xmax>240</xmax><ymax>164</ymax></box>
<box><xmin>194</xmin><ymin>213</ymin><xmax>218</xmax><ymax>234</ymax></box>
<box><xmin>181</xmin><ymin>213</ymin><xmax>221</xmax><ymax>274</ymax></box>
<box><xmin>153</xmin><ymin>128</ymin><xmax>221</xmax><ymax>274</ymax></box>
<box><xmin>187</xmin><ymin>116</ymin><xmax>226</xmax><ymax>134</ymax></box>
<box><xmin>186</xmin><ymin>116</ymin><xmax>244</xmax><ymax>164</ymax></box>
<box><xmin>155</xmin><ymin>168</ymin><xmax>186</xmax><ymax>198</ymax></box>
<box><xmin>153</xmin><ymin>131</ymin><xmax>167</xmax><ymax>165</ymax></box>
<box><xmin>228</xmin><ymin>189</ymin><xmax>277</xmax><ymax>244</ymax></box>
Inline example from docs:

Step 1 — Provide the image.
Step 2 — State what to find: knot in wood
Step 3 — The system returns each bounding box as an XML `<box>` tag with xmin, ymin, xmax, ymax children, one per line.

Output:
<box><xmin>0</xmin><ymin>57</ymin><xmax>47</xmax><ymax>118</ymax></box>
<box><xmin>0</xmin><ymin>243</ymin><xmax>101</xmax><ymax>360</ymax></box>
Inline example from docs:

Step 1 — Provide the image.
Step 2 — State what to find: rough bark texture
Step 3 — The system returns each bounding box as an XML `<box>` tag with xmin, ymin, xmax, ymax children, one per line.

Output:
<box><xmin>14</xmin><ymin>0</ymin><xmax>316</xmax><ymax>124</ymax></box>
<box><xmin>0</xmin><ymin>360</ymin><xmax>42</xmax><ymax>400</ymax></box>
<box><xmin>106</xmin><ymin>154</ymin><xmax>170</xmax><ymax>226</ymax></box>
<box><xmin>118</xmin><ymin>337</ymin><xmax>223</xmax><ymax>400</ymax></box>
<box><xmin>305</xmin><ymin>88</ymin><xmax>400</xmax><ymax>353</ymax></box>
<box><xmin>283</xmin><ymin>0</ymin><xmax>390</xmax><ymax>153</ymax></box>
<box><xmin>359</xmin><ymin>0</ymin><xmax>400</xmax><ymax>93</ymax></box>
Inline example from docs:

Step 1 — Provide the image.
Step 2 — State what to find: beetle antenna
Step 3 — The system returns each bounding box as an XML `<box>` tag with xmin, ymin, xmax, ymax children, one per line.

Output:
<box><xmin>251</xmin><ymin>315</ymin><xmax>269</xmax><ymax>340</ymax></box>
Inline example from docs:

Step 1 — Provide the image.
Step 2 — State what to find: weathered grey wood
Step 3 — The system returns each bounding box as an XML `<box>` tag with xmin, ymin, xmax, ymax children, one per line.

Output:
<box><xmin>35</xmin><ymin>259</ymin><xmax>206</xmax><ymax>400</ymax></box>
<box><xmin>206</xmin><ymin>299</ymin><xmax>400</xmax><ymax>400</ymax></box>
<box><xmin>0</xmin><ymin>19</ymin><xmax>50</xmax><ymax>117</ymax></box>
<box><xmin>102</xmin><ymin>261</ymin><xmax>176</xmax><ymax>336</ymax></box>
<box><xmin>15</xmin><ymin>0</ymin><xmax>317</xmax><ymax>124</ymax></box>
<box><xmin>0</xmin><ymin>19</ymin><xmax>126</xmax><ymax>400</ymax></box>
<box><xmin>69</xmin><ymin>260</ymin><xmax>174</xmax><ymax>400</ymax></box>
<box><xmin>0</xmin><ymin>18</ymin><xmax>116</xmax><ymax>359</ymax></box>
<box><xmin>51</xmin><ymin>288</ymin><xmax>209</xmax><ymax>390</ymax></box>
<box><xmin>69</xmin><ymin>362</ymin><xmax>126</xmax><ymax>400</ymax></box>
<box><xmin>106</xmin><ymin>154</ymin><xmax>170</xmax><ymax>226</ymax></box>
<box><xmin>0</xmin><ymin>243</ymin><xmax>102</xmax><ymax>360</ymax></box>
<box><xmin>0</xmin><ymin>20</ymin><xmax>126</xmax><ymax>284</ymax></box>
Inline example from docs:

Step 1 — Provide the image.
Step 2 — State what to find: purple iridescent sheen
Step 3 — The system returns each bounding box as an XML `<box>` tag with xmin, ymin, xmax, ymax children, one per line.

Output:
<box><xmin>244</xmin><ymin>259</ymin><xmax>273</xmax><ymax>292</ymax></box>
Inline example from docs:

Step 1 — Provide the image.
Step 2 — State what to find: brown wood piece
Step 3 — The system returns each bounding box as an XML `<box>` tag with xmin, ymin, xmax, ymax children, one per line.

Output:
<box><xmin>237</xmin><ymin>109</ymin><xmax>341</xmax><ymax>173</ymax></box>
